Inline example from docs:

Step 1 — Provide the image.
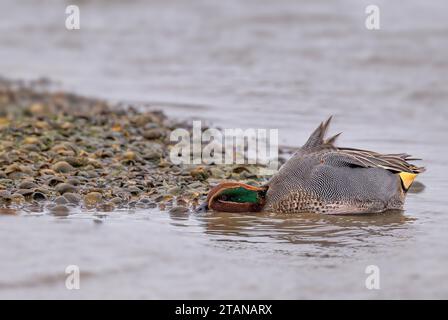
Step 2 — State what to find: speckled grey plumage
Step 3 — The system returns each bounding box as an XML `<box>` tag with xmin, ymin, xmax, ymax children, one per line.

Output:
<box><xmin>264</xmin><ymin>117</ymin><xmax>424</xmax><ymax>214</ymax></box>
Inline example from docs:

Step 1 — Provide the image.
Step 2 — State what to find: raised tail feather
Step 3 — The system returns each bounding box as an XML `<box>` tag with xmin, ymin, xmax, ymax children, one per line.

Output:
<box><xmin>302</xmin><ymin>116</ymin><xmax>341</xmax><ymax>150</ymax></box>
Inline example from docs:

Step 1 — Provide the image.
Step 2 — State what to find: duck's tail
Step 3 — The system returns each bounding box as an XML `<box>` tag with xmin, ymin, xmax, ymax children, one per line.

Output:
<box><xmin>302</xmin><ymin>116</ymin><xmax>341</xmax><ymax>150</ymax></box>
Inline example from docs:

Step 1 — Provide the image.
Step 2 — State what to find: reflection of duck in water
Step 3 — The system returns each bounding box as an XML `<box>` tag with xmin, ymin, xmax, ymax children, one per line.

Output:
<box><xmin>201</xmin><ymin>117</ymin><xmax>425</xmax><ymax>214</ymax></box>
<box><xmin>198</xmin><ymin>210</ymin><xmax>414</xmax><ymax>246</ymax></box>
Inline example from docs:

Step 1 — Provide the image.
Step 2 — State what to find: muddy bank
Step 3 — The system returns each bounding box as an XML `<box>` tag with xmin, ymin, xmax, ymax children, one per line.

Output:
<box><xmin>0</xmin><ymin>78</ymin><xmax>278</xmax><ymax>216</ymax></box>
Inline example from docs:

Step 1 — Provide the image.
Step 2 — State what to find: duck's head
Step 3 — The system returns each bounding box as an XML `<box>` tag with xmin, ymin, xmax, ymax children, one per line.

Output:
<box><xmin>197</xmin><ymin>182</ymin><xmax>268</xmax><ymax>213</ymax></box>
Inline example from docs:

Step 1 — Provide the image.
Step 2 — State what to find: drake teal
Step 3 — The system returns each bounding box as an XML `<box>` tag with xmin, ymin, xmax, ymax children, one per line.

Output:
<box><xmin>204</xmin><ymin>117</ymin><xmax>425</xmax><ymax>214</ymax></box>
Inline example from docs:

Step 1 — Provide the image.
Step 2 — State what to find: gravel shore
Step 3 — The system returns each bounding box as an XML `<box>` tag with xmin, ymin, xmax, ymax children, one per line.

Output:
<box><xmin>0</xmin><ymin>78</ymin><xmax>276</xmax><ymax>216</ymax></box>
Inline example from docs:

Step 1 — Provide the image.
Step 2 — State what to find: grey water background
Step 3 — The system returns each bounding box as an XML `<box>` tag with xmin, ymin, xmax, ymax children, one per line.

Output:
<box><xmin>0</xmin><ymin>0</ymin><xmax>447</xmax><ymax>299</ymax></box>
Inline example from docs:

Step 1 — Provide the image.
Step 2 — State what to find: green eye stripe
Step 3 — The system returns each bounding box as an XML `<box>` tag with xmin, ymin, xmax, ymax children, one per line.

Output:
<box><xmin>219</xmin><ymin>187</ymin><xmax>259</xmax><ymax>203</ymax></box>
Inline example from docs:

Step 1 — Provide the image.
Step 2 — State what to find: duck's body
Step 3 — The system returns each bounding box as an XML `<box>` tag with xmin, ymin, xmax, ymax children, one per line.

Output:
<box><xmin>204</xmin><ymin>117</ymin><xmax>425</xmax><ymax>215</ymax></box>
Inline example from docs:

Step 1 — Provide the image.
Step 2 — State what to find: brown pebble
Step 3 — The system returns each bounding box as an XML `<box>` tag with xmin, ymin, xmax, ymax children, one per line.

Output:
<box><xmin>143</xmin><ymin>128</ymin><xmax>164</xmax><ymax>140</ymax></box>
<box><xmin>63</xmin><ymin>192</ymin><xmax>81</xmax><ymax>204</ymax></box>
<box><xmin>110</xmin><ymin>197</ymin><xmax>123</xmax><ymax>205</ymax></box>
<box><xmin>18</xmin><ymin>181</ymin><xmax>38</xmax><ymax>189</ymax></box>
<box><xmin>10</xmin><ymin>193</ymin><xmax>25</xmax><ymax>204</ymax></box>
<box><xmin>29</xmin><ymin>103</ymin><xmax>46</xmax><ymax>115</ymax></box>
<box><xmin>55</xmin><ymin>183</ymin><xmax>78</xmax><ymax>194</ymax></box>
<box><xmin>40</xmin><ymin>169</ymin><xmax>57</xmax><ymax>176</ymax></box>
<box><xmin>47</xmin><ymin>177</ymin><xmax>64</xmax><ymax>187</ymax></box>
<box><xmin>51</xmin><ymin>161</ymin><xmax>74</xmax><ymax>174</ymax></box>
<box><xmin>23</xmin><ymin>136</ymin><xmax>40</xmax><ymax>145</ymax></box>
<box><xmin>169</xmin><ymin>206</ymin><xmax>189</xmax><ymax>214</ymax></box>
<box><xmin>123</xmin><ymin>151</ymin><xmax>136</xmax><ymax>161</ymax></box>
<box><xmin>50</xmin><ymin>205</ymin><xmax>70</xmax><ymax>216</ymax></box>
<box><xmin>190</xmin><ymin>167</ymin><xmax>209</xmax><ymax>181</ymax></box>
<box><xmin>55</xmin><ymin>196</ymin><xmax>69</xmax><ymax>205</ymax></box>
<box><xmin>97</xmin><ymin>202</ymin><xmax>115</xmax><ymax>212</ymax></box>
<box><xmin>16</xmin><ymin>189</ymin><xmax>34</xmax><ymax>197</ymax></box>
<box><xmin>84</xmin><ymin>192</ymin><xmax>102</xmax><ymax>206</ymax></box>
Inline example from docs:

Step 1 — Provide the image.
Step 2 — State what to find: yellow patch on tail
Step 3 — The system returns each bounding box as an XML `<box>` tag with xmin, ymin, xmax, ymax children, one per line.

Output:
<box><xmin>399</xmin><ymin>172</ymin><xmax>417</xmax><ymax>190</ymax></box>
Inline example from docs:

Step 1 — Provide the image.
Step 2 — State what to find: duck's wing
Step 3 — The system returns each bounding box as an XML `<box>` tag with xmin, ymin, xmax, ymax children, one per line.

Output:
<box><xmin>323</xmin><ymin>147</ymin><xmax>425</xmax><ymax>174</ymax></box>
<box><xmin>301</xmin><ymin>116</ymin><xmax>425</xmax><ymax>174</ymax></box>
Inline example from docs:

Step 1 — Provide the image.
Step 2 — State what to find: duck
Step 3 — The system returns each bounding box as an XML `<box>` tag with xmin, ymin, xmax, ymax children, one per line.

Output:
<box><xmin>200</xmin><ymin>117</ymin><xmax>425</xmax><ymax>214</ymax></box>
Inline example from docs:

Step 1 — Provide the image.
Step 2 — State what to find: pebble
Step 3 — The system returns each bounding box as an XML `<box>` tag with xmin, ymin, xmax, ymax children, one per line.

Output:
<box><xmin>29</xmin><ymin>103</ymin><xmax>46</xmax><ymax>115</ymax></box>
<box><xmin>10</xmin><ymin>193</ymin><xmax>25</xmax><ymax>204</ymax></box>
<box><xmin>84</xmin><ymin>192</ymin><xmax>102</xmax><ymax>206</ymax></box>
<box><xmin>123</xmin><ymin>151</ymin><xmax>137</xmax><ymax>161</ymax></box>
<box><xmin>50</xmin><ymin>205</ymin><xmax>70</xmax><ymax>216</ymax></box>
<box><xmin>18</xmin><ymin>181</ymin><xmax>38</xmax><ymax>189</ymax></box>
<box><xmin>143</xmin><ymin>128</ymin><xmax>164</xmax><ymax>140</ymax></box>
<box><xmin>32</xmin><ymin>192</ymin><xmax>47</xmax><ymax>201</ymax></box>
<box><xmin>128</xmin><ymin>186</ymin><xmax>142</xmax><ymax>195</ymax></box>
<box><xmin>169</xmin><ymin>206</ymin><xmax>189</xmax><ymax>214</ymax></box>
<box><xmin>110</xmin><ymin>197</ymin><xmax>123</xmax><ymax>205</ymax></box>
<box><xmin>190</xmin><ymin>167</ymin><xmax>209</xmax><ymax>181</ymax></box>
<box><xmin>54</xmin><ymin>196</ymin><xmax>69</xmax><ymax>205</ymax></box>
<box><xmin>23</xmin><ymin>136</ymin><xmax>40</xmax><ymax>145</ymax></box>
<box><xmin>55</xmin><ymin>183</ymin><xmax>78</xmax><ymax>194</ymax></box>
<box><xmin>66</xmin><ymin>177</ymin><xmax>81</xmax><ymax>186</ymax></box>
<box><xmin>16</xmin><ymin>189</ymin><xmax>34</xmax><ymax>197</ymax></box>
<box><xmin>97</xmin><ymin>202</ymin><xmax>115</xmax><ymax>212</ymax></box>
<box><xmin>0</xmin><ymin>190</ymin><xmax>11</xmax><ymax>199</ymax></box>
<box><xmin>51</xmin><ymin>161</ymin><xmax>74</xmax><ymax>174</ymax></box>
<box><xmin>47</xmin><ymin>177</ymin><xmax>64</xmax><ymax>187</ymax></box>
<box><xmin>63</xmin><ymin>192</ymin><xmax>81</xmax><ymax>204</ymax></box>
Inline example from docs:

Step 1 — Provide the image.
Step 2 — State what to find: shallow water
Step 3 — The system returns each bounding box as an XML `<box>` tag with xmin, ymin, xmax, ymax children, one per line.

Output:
<box><xmin>1</xmin><ymin>0</ymin><xmax>448</xmax><ymax>298</ymax></box>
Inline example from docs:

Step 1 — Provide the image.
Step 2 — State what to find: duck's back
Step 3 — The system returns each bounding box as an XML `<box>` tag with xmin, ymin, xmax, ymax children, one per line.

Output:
<box><xmin>265</xmin><ymin>153</ymin><xmax>404</xmax><ymax>214</ymax></box>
